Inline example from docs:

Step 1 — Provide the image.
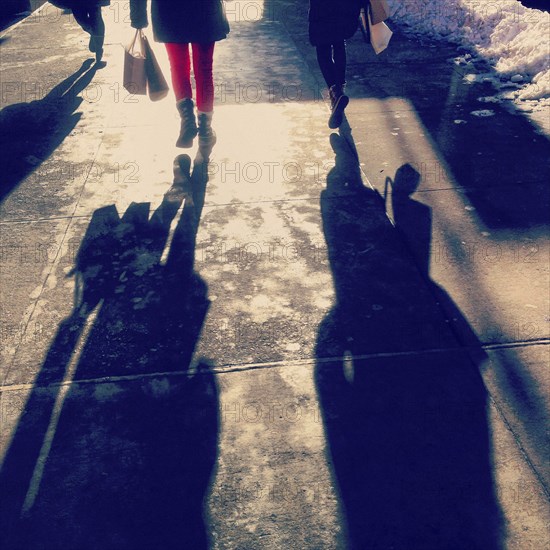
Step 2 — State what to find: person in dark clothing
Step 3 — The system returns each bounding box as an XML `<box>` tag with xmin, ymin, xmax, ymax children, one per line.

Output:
<box><xmin>130</xmin><ymin>0</ymin><xmax>229</xmax><ymax>150</ymax></box>
<box><xmin>50</xmin><ymin>0</ymin><xmax>109</xmax><ymax>62</ymax></box>
<box><xmin>309</xmin><ymin>0</ymin><xmax>361</xmax><ymax>128</ymax></box>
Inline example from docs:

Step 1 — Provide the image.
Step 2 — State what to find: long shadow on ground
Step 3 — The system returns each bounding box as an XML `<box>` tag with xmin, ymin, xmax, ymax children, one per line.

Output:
<box><xmin>0</xmin><ymin>154</ymin><xmax>219</xmax><ymax>549</ymax></box>
<box><xmin>0</xmin><ymin>58</ymin><xmax>100</xmax><ymax>205</ymax></box>
<box><xmin>315</xmin><ymin>133</ymin><xmax>503</xmax><ymax>549</ymax></box>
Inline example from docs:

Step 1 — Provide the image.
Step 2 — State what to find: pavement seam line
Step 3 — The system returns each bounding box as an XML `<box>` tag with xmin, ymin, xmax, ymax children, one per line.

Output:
<box><xmin>0</xmin><ymin>215</ymin><xmax>93</xmax><ymax>225</ymax></box>
<box><xmin>4</xmin><ymin>180</ymin><xmax>547</xmax><ymax>225</ymax></box>
<box><xmin>487</xmin><ymin>392</ymin><xmax>550</xmax><ymax>500</ymax></box>
<box><xmin>2</xmin><ymin>339</ymin><xmax>548</xmax><ymax>393</ymax></box>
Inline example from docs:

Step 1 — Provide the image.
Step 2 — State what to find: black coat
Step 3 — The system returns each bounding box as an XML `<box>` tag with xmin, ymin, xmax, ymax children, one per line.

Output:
<box><xmin>130</xmin><ymin>0</ymin><xmax>229</xmax><ymax>44</ymax></box>
<box><xmin>309</xmin><ymin>0</ymin><xmax>361</xmax><ymax>46</ymax></box>
<box><xmin>49</xmin><ymin>0</ymin><xmax>110</xmax><ymax>8</ymax></box>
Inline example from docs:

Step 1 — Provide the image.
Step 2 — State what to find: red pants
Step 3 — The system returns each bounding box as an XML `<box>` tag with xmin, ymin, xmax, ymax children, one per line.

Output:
<box><xmin>165</xmin><ymin>42</ymin><xmax>215</xmax><ymax>112</ymax></box>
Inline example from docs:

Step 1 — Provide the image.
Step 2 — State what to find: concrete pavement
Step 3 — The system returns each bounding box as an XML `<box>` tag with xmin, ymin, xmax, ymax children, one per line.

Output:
<box><xmin>0</xmin><ymin>1</ymin><xmax>549</xmax><ymax>548</ymax></box>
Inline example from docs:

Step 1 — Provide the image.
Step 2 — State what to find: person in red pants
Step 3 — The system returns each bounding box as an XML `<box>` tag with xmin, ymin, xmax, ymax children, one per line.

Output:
<box><xmin>130</xmin><ymin>0</ymin><xmax>229</xmax><ymax>149</ymax></box>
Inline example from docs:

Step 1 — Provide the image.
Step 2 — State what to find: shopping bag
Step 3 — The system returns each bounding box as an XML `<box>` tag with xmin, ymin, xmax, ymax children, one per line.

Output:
<box><xmin>123</xmin><ymin>29</ymin><xmax>147</xmax><ymax>95</ymax></box>
<box><xmin>359</xmin><ymin>1</ymin><xmax>392</xmax><ymax>54</ymax></box>
<box><xmin>359</xmin><ymin>8</ymin><xmax>369</xmax><ymax>42</ymax></box>
<box><xmin>368</xmin><ymin>10</ymin><xmax>393</xmax><ymax>55</ymax></box>
<box><xmin>369</xmin><ymin>0</ymin><xmax>391</xmax><ymax>25</ymax></box>
<box><xmin>143</xmin><ymin>35</ymin><xmax>169</xmax><ymax>101</ymax></box>
<box><xmin>360</xmin><ymin>5</ymin><xmax>392</xmax><ymax>55</ymax></box>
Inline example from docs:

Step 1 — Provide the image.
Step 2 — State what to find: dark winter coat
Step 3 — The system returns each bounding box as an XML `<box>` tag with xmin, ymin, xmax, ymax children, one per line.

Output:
<box><xmin>308</xmin><ymin>0</ymin><xmax>361</xmax><ymax>46</ymax></box>
<box><xmin>130</xmin><ymin>0</ymin><xmax>229</xmax><ymax>44</ymax></box>
<box><xmin>49</xmin><ymin>0</ymin><xmax>110</xmax><ymax>9</ymax></box>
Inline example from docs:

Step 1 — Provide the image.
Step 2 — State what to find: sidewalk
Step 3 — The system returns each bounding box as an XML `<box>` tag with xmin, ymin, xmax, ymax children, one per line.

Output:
<box><xmin>0</xmin><ymin>1</ymin><xmax>549</xmax><ymax>548</ymax></box>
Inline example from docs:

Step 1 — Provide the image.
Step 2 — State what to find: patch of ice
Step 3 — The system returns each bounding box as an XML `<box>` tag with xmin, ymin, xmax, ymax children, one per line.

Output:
<box><xmin>477</xmin><ymin>96</ymin><xmax>501</xmax><ymax>103</ymax></box>
<box><xmin>94</xmin><ymin>384</ymin><xmax>123</xmax><ymax>402</ymax></box>
<box><xmin>463</xmin><ymin>74</ymin><xmax>479</xmax><ymax>84</ymax></box>
<box><xmin>149</xmin><ymin>378</ymin><xmax>171</xmax><ymax>397</ymax></box>
<box><xmin>470</xmin><ymin>109</ymin><xmax>496</xmax><ymax>117</ymax></box>
<box><xmin>285</xmin><ymin>342</ymin><xmax>301</xmax><ymax>352</ymax></box>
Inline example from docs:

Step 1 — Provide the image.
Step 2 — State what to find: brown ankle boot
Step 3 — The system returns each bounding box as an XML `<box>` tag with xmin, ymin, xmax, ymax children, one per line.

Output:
<box><xmin>197</xmin><ymin>111</ymin><xmax>217</xmax><ymax>150</ymax></box>
<box><xmin>176</xmin><ymin>99</ymin><xmax>198</xmax><ymax>148</ymax></box>
<box><xmin>328</xmin><ymin>84</ymin><xmax>349</xmax><ymax>129</ymax></box>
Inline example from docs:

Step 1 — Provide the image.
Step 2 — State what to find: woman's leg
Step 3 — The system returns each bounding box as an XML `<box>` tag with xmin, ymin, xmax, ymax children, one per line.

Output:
<box><xmin>166</xmin><ymin>43</ymin><xmax>197</xmax><ymax>148</ymax></box>
<box><xmin>316</xmin><ymin>41</ymin><xmax>347</xmax><ymax>88</ymax></box>
<box><xmin>88</xmin><ymin>7</ymin><xmax>105</xmax><ymax>60</ymax></box>
<box><xmin>316</xmin><ymin>44</ymin><xmax>336</xmax><ymax>88</ymax></box>
<box><xmin>165</xmin><ymin>43</ymin><xmax>193</xmax><ymax>101</ymax></box>
<box><xmin>72</xmin><ymin>6</ymin><xmax>91</xmax><ymax>33</ymax></box>
<box><xmin>191</xmin><ymin>42</ymin><xmax>215</xmax><ymax>112</ymax></box>
<box><xmin>316</xmin><ymin>41</ymin><xmax>349</xmax><ymax>129</ymax></box>
<box><xmin>332</xmin><ymin>41</ymin><xmax>347</xmax><ymax>87</ymax></box>
<box><xmin>192</xmin><ymin>42</ymin><xmax>217</xmax><ymax>150</ymax></box>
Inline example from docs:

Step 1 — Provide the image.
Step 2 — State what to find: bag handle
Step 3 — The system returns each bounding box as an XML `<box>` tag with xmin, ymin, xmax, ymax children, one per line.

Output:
<box><xmin>128</xmin><ymin>29</ymin><xmax>146</xmax><ymax>58</ymax></box>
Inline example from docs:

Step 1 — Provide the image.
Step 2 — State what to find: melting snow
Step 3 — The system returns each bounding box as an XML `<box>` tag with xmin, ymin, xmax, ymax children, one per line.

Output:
<box><xmin>388</xmin><ymin>0</ymin><xmax>550</xmax><ymax>108</ymax></box>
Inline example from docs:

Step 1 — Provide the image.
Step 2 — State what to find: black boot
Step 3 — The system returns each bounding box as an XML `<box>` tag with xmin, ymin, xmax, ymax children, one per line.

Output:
<box><xmin>197</xmin><ymin>111</ymin><xmax>217</xmax><ymax>151</ymax></box>
<box><xmin>328</xmin><ymin>83</ymin><xmax>349</xmax><ymax>129</ymax></box>
<box><xmin>176</xmin><ymin>99</ymin><xmax>198</xmax><ymax>148</ymax></box>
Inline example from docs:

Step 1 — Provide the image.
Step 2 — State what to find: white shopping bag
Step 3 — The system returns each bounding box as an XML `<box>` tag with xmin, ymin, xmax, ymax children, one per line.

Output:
<box><xmin>368</xmin><ymin>9</ymin><xmax>393</xmax><ymax>55</ymax></box>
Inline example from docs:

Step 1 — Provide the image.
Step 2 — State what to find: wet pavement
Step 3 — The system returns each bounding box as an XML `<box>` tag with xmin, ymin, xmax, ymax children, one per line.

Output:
<box><xmin>0</xmin><ymin>1</ymin><xmax>549</xmax><ymax>548</ymax></box>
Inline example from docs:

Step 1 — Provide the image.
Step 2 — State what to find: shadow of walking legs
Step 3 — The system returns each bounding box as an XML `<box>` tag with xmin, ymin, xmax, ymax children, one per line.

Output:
<box><xmin>0</xmin><ymin>154</ymin><xmax>219</xmax><ymax>549</ymax></box>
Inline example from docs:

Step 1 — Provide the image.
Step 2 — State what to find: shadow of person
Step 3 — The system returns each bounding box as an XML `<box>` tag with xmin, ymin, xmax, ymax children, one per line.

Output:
<box><xmin>388</xmin><ymin>163</ymin><xmax>488</xmax><ymax>359</ymax></box>
<box><xmin>315</xmin><ymin>134</ymin><xmax>503</xmax><ymax>549</ymax></box>
<box><xmin>386</xmin><ymin>164</ymin><xmax>431</xmax><ymax>277</ymax></box>
<box><xmin>0</xmin><ymin>58</ymin><xmax>101</xmax><ymax>204</ymax></box>
<box><xmin>0</xmin><ymin>153</ymin><xmax>219</xmax><ymax>549</ymax></box>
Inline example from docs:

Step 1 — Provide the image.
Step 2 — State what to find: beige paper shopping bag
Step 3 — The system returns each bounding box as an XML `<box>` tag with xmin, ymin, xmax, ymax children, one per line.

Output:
<box><xmin>123</xmin><ymin>29</ymin><xmax>147</xmax><ymax>95</ymax></box>
<box><xmin>368</xmin><ymin>8</ymin><xmax>393</xmax><ymax>54</ymax></box>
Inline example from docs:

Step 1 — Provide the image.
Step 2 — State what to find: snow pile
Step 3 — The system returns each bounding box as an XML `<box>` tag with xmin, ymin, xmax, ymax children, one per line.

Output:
<box><xmin>387</xmin><ymin>0</ymin><xmax>550</xmax><ymax>107</ymax></box>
